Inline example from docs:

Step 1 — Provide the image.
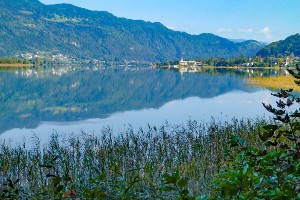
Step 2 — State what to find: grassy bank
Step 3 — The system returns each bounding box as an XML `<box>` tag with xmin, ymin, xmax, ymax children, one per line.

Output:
<box><xmin>0</xmin><ymin>118</ymin><xmax>267</xmax><ymax>199</ymax></box>
<box><xmin>0</xmin><ymin>64</ymin><xmax>31</xmax><ymax>67</ymax></box>
<box><xmin>247</xmin><ymin>75</ymin><xmax>300</xmax><ymax>92</ymax></box>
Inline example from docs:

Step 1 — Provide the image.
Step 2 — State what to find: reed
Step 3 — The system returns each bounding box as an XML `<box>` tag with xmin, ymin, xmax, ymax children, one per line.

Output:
<box><xmin>0</xmin><ymin>118</ymin><xmax>267</xmax><ymax>199</ymax></box>
<box><xmin>248</xmin><ymin>75</ymin><xmax>300</xmax><ymax>92</ymax></box>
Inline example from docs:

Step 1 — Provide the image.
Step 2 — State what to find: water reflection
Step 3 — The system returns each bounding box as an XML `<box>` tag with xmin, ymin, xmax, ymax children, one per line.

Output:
<box><xmin>1</xmin><ymin>90</ymin><xmax>277</xmax><ymax>146</ymax></box>
<box><xmin>0</xmin><ymin>65</ymin><xmax>281</xmax><ymax>136</ymax></box>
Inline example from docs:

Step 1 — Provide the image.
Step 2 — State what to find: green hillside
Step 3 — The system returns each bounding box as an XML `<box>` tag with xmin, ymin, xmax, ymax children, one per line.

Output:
<box><xmin>0</xmin><ymin>0</ymin><xmax>265</xmax><ymax>61</ymax></box>
<box><xmin>257</xmin><ymin>33</ymin><xmax>300</xmax><ymax>57</ymax></box>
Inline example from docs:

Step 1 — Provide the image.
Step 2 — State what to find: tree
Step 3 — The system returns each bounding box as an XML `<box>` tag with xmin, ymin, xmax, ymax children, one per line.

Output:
<box><xmin>277</xmin><ymin>58</ymin><xmax>284</xmax><ymax>65</ymax></box>
<box><xmin>290</xmin><ymin>53</ymin><xmax>295</xmax><ymax>60</ymax></box>
<box><xmin>211</xmin><ymin>64</ymin><xmax>300</xmax><ymax>199</ymax></box>
<box><xmin>208</xmin><ymin>58</ymin><xmax>215</xmax><ymax>66</ymax></box>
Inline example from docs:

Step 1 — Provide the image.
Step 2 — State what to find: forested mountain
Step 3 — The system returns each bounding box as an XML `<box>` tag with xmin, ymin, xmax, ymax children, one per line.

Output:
<box><xmin>0</xmin><ymin>0</ymin><xmax>265</xmax><ymax>61</ymax></box>
<box><xmin>257</xmin><ymin>34</ymin><xmax>300</xmax><ymax>57</ymax></box>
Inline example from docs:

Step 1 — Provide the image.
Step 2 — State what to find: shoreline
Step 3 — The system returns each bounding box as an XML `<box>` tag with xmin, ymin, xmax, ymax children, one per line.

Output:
<box><xmin>0</xmin><ymin>63</ymin><xmax>31</xmax><ymax>67</ymax></box>
<box><xmin>202</xmin><ymin>65</ymin><xmax>284</xmax><ymax>69</ymax></box>
<box><xmin>155</xmin><ymin>65</ymin><xmax>290</xmax><ymax>70</ymax></box>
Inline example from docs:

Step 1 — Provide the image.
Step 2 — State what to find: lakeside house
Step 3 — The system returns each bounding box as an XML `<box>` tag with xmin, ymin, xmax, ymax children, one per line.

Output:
<box><xmin>178</xmin><ymin>58</ymin><xmax>203</xmax><ymax>72</ymax></box>
<box><xmin>179</xmin><ymin>58</ymin><xmax>202</xmax><ymax>67</ymax></box>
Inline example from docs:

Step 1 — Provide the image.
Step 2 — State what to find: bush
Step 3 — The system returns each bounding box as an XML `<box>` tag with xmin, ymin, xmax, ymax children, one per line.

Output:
<box><xmin>211</xmin><ymin>65</ymin><xmax>300</xmax><ymax>199</ymax></box>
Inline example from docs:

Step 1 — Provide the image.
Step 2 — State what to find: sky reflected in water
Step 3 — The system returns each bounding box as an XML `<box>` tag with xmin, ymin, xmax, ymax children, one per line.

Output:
<box><xmin>0</xmin><ymin>66</ymin><xmax>281</xmax><ymax>145</ymax></box>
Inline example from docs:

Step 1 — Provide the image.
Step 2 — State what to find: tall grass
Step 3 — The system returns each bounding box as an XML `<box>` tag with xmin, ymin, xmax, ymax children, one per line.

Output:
<box><xmin>0</xmin><ymin>118</ymin><xmax>267</xmax><ymax>199</ymax></box>
<box><xmin>248</xmin><ymin>75</ymin><xmax>300</xmax><ymax>92</ymax></box>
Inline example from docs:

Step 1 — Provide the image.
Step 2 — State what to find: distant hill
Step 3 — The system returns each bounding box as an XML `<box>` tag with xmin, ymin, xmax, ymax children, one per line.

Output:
<box><xmin>257</xmin><ymin>34</ymin><xmax>300</xmax><ymax>57</ymax></box>
<box><xmin>230</xmin><ymin>39</ymin><xmax>269</xmax><ymax>45</ymax></box>
<box><xmin>0</xmin><ymin>0</ymin><xmax>265</xmax><ymax>62</ymax></box>
<box><xmin>229</xmin><ymin>39</ymin><xmax>247</xmax><ymax>43</ymax></box>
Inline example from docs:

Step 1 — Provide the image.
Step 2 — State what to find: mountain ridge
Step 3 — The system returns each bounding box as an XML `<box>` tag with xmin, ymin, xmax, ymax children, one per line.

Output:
<box><xmin>256</xmin><ymin>34</ymin><xmax>300</xmax><ymax>57</ymax></box>
<box><xmin>0</xmin><ymin>0</ymin><xmax>265</xmax><ymax>62</ymax></box>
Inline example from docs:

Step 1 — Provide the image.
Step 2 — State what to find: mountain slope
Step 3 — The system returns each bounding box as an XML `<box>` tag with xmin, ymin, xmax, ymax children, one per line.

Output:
<box><xmin>0</xmin><ymin>0</ymin><xmax>265</xmax><ymax>61</ymax></box>
<box><xmin>256</xmin><ymin>34</ymin><xmax>300</xmax><ymax>57</ymax></box>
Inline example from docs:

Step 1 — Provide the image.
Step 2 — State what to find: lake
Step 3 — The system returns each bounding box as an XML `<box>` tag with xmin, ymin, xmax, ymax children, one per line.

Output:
<box><xmin>0</xmin><ymin>65</ymin><xmax>281</xmax><ymax>145</ymax></box>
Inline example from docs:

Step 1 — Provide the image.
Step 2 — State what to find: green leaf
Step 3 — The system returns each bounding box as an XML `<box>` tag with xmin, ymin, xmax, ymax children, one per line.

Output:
<box><xmin>177</xmin><ymin>178</ymin><xmax>188</xmax><ymax>188</ymax></box>
<box><xmin>161</xmin><ymin>186</ymin><xmax>176</xmax><ymax>192</ymax></box>
<box><xmin>296</xmin><ymin>162</ymin><xmax>300</xmax><ymax>171</ymax></box>
<box><xmin>97</xmin><ymin>171</ymin><xmax>107</xmax><ymax>181</ymax></box>
<box><xmin>52</xmin><ymin>177</ymin><xmax>61</xmax><ymax>187</ymax></box>
<box><xmin>164</xmin><ymin>175</ymin><xmax>177</xmax><ymax>184</ymax></box>
<box><xmin>181</xmin><ymin>189</ymin><xmax>189</xmax><ymax>196</ymax></box>
<box><xmin>259</xmin><ymin>125</ymin><xmax>278</xmax><ymax>141</ymax></box>
<box><xmin>54</xmin><ymin>185</ymin><xmax>64</xmax><ymax>195</ymax></box>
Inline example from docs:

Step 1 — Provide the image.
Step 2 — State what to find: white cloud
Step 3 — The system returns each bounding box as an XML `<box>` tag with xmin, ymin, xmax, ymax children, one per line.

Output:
<box><xmin>237</xmin><ymin>28</ymin><xmax>254</xmax><ymax>33</ymax></box>
<box><xmin>259</xmin><ymin>27</ymin><xmax>272</xmax><ymax>39</ymax></box>
<box><xmin>216</xmin><ymin>28</ymin><xmax>233</xmax><ymax>33</ymax></box>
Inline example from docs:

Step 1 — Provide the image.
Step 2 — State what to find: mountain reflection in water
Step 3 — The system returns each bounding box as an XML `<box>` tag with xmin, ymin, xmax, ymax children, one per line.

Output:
<box><xmin>0</xmin><ymin>66</ymin><xmax>280</xmax><ymax>138</ymax></box>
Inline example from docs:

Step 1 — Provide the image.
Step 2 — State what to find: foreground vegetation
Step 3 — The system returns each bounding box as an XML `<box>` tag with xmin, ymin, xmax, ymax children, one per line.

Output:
<box><xmin>1</xmin><ymin>66</ymin><xmax>300</xmax><ymax>199</ymax></box>
<box><xmin>0</xmin><ymin>118</ymin><xmax>266</xmax><ymax>199</ymax></box>
<box><xmin>211</xmin><ymin>65</ymin><xmax>300</xmax><ymax>199</ymax></box>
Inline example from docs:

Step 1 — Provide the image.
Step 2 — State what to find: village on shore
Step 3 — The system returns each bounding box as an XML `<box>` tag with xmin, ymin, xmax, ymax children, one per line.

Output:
<box><xmin>154</xmin><ymin>55</ymin><xmax>300</xmax><ymax>73</ymax></box>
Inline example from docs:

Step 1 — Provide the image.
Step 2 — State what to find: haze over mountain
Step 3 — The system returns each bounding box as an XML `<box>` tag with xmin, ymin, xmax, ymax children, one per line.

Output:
<box><xmin>0</xmin><ymin>0</ymin><xmax>265</xmax><ymax>61</ymax></box>
<box><xmin>257</xmin><ymin>34</ymin><xmax>300</xmax><ymax>57</ymax></box>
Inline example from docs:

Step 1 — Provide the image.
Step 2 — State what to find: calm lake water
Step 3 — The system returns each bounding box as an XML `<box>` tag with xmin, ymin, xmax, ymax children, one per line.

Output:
<box><xmin>0</xmin><ymin>66</ymin><xmax>281</xmax><ymax>144</ymax></box>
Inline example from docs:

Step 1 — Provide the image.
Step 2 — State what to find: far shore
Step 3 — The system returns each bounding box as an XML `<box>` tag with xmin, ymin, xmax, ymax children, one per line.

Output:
<box><xmin>155</xmin><ymin>65</ymin><xmax>290</xmax><ymax>70</ymax></box>
<box><xmin>202</xmin><ymin>65</ymin><xmax>285</xmax><ymax>70</ymax></box>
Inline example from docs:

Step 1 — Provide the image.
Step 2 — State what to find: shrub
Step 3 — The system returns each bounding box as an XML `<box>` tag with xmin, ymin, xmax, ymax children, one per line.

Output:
<box><xmin>211</xmin><ymin>65</ymin><xmax>300</xmax><ymax>199</ymax></box>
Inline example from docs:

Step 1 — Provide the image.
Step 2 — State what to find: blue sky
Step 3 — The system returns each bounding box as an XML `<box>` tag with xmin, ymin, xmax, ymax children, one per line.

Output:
<box><xmin>40</xmin><ymin>0</ymin><xmax>300</xmax><ymax>42</ymax></box>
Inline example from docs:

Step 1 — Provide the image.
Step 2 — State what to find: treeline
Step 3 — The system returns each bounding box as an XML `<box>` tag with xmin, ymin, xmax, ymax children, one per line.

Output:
<box><xmin>0</xmin><ymin>58</ymin><xmax>30</xmax><ymax>64</ymax></box>
<box><xmin>197</xmin><ymin>56</ymin><xmax>263</xmax><ymax>67</ymax></box>
<box><xmin>0</xmin><ymin>57</ymin><xmax>54</xmax><ymax>65</ymax></box>
<box><xmin>201</xmin><ymin>56</ymin><xmax>299</xmax><ymax>67</ymax></box>
<box><xmin>159</xmin><ymin>55</ymin><xmax>300</xmax><ymax>67</ymax></box>
<box><xmin>157</xmin><ymin>56</ymin><xmax>268</xmax><ymax>67</ymax></box>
